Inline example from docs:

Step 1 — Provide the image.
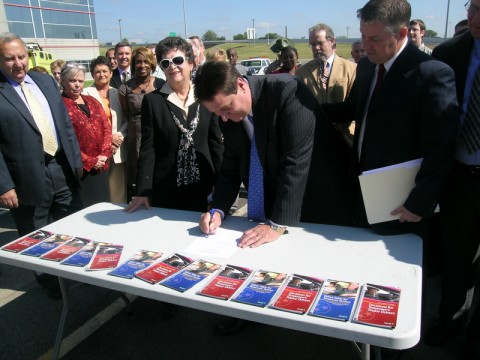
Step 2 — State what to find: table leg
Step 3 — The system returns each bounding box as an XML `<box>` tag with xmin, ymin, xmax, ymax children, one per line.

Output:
<box><xmin>51</xmin><ymin>277</ymin><xmax>69</xmax><ymax>360</ymax></box>
<box><xmin>361</xmin><ymin>343</ymin><xmax>370</xmax><ymax>360</ymax></box>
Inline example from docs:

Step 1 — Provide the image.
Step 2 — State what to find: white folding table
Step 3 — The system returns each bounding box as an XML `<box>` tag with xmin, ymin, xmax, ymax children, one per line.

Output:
<box><xmin>0</xmin><ymin>202</ymin><xmax>422</xmax><ymax>360</ymax></box>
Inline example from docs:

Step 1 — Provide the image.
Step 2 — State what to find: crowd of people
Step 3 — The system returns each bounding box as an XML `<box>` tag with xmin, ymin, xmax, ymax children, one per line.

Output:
<box><xmin>0</xmin><ymin>0</ymin><xmax>479</xmax><ymax>358</ymax></box>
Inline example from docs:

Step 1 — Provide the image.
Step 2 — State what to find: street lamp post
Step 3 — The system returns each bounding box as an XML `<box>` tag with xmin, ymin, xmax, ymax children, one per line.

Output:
<box><xmin>118</xmin><ymin>19</ymin><xmax>122</xmax><ymax>42</ymax></box>
<box><xmin>183</xmin><ymin>0</ymin><xmax>188</xmax><ymax>38</ymax></box>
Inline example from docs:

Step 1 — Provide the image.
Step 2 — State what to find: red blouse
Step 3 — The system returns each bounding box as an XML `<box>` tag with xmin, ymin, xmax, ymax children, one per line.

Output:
<box><xmin>62</xmin><ymin>94</ymin><xmax>112</xmax><ymax>172</ymax></box>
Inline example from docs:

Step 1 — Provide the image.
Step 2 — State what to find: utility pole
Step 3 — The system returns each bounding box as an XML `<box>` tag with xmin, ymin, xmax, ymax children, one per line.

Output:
<box><xmin>347</xmin><ymin>26</ymin><xmax>349</xmax><ymax>39</ymax></box>
<box><xmin>118</xmin><ymin>19</ymin><xmax>122</xmax><ymax>42</ymax></box>
<box><xmin>183</xmin><ymin>0</ymin><xmax>188</xmax><ymax>38</ymax></box>
<box><xmin>444</xmin><ymin>0</ymin><xmax>450</xmax><ymax>39</ymax></box>
<box><xmin>252</xmin><ymin>19</ymin><xmax>255</xmax><ymax>45</ymax></box>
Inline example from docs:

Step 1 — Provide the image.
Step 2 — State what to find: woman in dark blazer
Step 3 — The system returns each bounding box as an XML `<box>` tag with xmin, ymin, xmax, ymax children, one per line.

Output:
<box><xmin>125</xmin><ymin>36</ymin><xmax>223</xmax><ymax>213</ymax></box>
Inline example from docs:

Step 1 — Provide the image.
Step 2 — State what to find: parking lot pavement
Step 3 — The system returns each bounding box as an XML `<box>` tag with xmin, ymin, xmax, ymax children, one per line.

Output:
<box><xmin>0</xmin><ymin>208</ymin><xmax>471</xmax><ymax>359</ymax></box>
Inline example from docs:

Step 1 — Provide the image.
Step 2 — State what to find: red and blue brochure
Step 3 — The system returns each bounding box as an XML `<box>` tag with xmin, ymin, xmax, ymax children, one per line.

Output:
<box><xmin>353</xmin><ymin>283</ymin><xmax>401</xmax><ymax>329</ymax></box>
<box><xmin>108</xmin><ymin>250</ymin><xmax>163</xmax><ymax>279</ymax></box>
<box><xmin>20</xmin><ymin>234</ymin><xmax>72</xmax><ymax>257</ymax></box>
<box><xmin>1</xmin><ymin>230</ymin><xmax>53</xmax><ymax>253</ymax></box>
<box><xmin>161</xmin><ymin>260</ymin><xmax>220</xmax><ymax>293</ymax></box>
<box><xmin>309</xmin><ymin>279</ymin><xmax>360</xmax><ymax>321</ymax></box>
<box><xmin>232</xmin><ymin>270</ymin><xmax>287</xmax><ymax>307</ymax></box>
<box><xmin>40</xmin><ymin>237</ymin><xmax>92</xmax><ymax>262</ymax></box>
<box><xmin>270</xmin><ymin>274</ymin><xmax>324</xmax><ymax>314</ymax></box>
<box><xmin>85</xmin><ymin>244</ymin><xmax>124</xmax><ymax>271</ymax></box>
<box><xmin>60</xmin><ymin>241</ymin><xmax>108</xmax><ymax>267</ymax></box>
<box><xmin>198</xmin><ymin>264</ymin><xmax>252</xmax><ymax>300</ymax></box>
<box><xmin>135</xmin><ymin>253</ymin><xmax>193</xmax><ymax>284</ymax></box>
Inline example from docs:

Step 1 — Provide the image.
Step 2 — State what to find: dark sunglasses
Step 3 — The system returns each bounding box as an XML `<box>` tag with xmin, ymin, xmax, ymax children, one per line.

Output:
<box><xmin>160</xmin><ymin>56</ymin><xmax>186</xmax><ymax>70</ymax></box>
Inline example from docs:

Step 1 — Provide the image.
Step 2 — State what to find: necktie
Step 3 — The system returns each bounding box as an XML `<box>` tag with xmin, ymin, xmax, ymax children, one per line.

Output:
<box><xmin>20</xmin><ymin>82</ymin><xmax>58</xmax><ymax>156</ymax></box>
<box><xmin>247</xmin><ymin>115</ymin><xmax>265</xmax><ymax>221</ymax></box>
<box><xmin>319</xmin><ymin>62</ymin><xmax>329</xmax><ymax>90</ymax></box>
<box><xmin>121</xmin><ymin>72</ymin><xmax>127</xmax><ymax>84</ymax></box>
<box><xmin>460</xmin><ymin>68</ymin><xmax>480</xmax><ymax>154</ymax></box>
<box><xmin>373</xmin><ymin>64</ymin><xmax>385</xmax><ymax>97</ymax></box>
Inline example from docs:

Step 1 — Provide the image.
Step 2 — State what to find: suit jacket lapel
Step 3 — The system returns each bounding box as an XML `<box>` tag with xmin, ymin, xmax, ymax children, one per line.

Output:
<box><xmin>0</xmin><ymin>73</ymin><xmax>40</xmax><ymax>133</ymax></box>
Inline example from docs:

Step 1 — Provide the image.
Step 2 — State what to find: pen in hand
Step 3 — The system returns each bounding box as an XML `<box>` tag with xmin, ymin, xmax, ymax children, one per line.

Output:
<box><xmin>206</xmin><ymin>209</ymin><xmax>215</xmax><ymax>238</ymax></box>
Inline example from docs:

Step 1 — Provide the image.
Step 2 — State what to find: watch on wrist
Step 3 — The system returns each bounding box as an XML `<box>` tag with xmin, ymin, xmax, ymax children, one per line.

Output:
<box><xmin>269</xmin><ymin>224</ymin><xmax>287</xmax><ymax>234</ymax></box>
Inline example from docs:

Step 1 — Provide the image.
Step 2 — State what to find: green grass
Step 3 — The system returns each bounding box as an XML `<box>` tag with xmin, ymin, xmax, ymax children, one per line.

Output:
<box><xmin>100</xmin><ymin>42</ymin><xmax>354</xmax><ymax>64</ymax></box>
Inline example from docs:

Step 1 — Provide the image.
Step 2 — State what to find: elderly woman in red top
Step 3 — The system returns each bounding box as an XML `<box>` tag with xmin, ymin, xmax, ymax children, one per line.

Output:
<box><xmin>61</xmin><ymin>62</ymin><xmax>112</xmax><ymax>207</ymax></box>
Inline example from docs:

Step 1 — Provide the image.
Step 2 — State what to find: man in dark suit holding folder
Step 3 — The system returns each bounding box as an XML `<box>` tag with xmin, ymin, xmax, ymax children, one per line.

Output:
<box><xmin>323</xmin><ymin>0</ymin><xmax>459</xmax><ymax>239</ymax></box>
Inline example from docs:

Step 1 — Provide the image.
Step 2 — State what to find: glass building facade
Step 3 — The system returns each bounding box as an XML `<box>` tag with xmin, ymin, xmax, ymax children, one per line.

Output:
<box><xmin>1</xmin><ymin>0</ymin><xmax>99</xmax><ymax>76</ymax></box>
<box><xmin>4</xmin><ymin>0</ymin><xmax>97</xmax><ymax>40</ymax></box>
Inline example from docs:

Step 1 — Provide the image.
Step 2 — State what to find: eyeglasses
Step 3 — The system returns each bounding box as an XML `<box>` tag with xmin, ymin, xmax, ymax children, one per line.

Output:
<box><xmin>465</xmin><ymin>0</ymin><xmax>480</xmax><ymax>14</ymax></box>
<box><xmin>159</xmin><ymin>56</ymin><xmax>186</xmax><ymax>70</ymax></box>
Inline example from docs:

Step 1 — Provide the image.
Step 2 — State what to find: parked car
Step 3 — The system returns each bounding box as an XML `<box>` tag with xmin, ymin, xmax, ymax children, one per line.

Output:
<box><xmin>240</xmin><ymin>57</ymin><xmax>271</xmax><ymax>76</ymax></box>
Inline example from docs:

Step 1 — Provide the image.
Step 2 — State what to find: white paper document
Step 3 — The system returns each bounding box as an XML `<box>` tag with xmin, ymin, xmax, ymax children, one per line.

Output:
<box><xmin>359</xmin><ymin>158</ymin><xmax>423</xmax><ymax>224</ymax></box>
<box><xmin>183</xmin><ymin>228</ymin><xmax>242</xmax><ymax>259</ymax></box>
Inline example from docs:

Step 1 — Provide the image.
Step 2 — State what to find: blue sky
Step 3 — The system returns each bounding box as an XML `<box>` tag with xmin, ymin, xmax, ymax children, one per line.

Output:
<box><xmin>95</xmin><ymin>0</ymin><xmax>469</xmax><ymax>44</ymax></box>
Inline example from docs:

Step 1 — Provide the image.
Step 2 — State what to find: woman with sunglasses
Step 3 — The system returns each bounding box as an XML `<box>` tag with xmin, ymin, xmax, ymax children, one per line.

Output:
<box><xmin>118</xmin><ymin>47</ymin><xmax>164</xmax><ymax>201</ymax></box>
<box><xmin>61</xmin><ymin>62</ymin><xmax>112</xmax><ymax>207</ymax></box>
<box><xmin>83</xmin><ymin>56</ymin><xmax>128</xmax><ymax>203</ymax></box>
<box><xmin>125</xmin><ymin>36</ymin><xmax>223</xmax><ymax>214</ymax></box>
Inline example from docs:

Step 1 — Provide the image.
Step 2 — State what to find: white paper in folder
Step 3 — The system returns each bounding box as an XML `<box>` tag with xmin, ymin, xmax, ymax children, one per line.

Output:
<box><xmin>359</xmin><ymin>158</ymin><xmax>423</xmax><ymax>224</ymax></box>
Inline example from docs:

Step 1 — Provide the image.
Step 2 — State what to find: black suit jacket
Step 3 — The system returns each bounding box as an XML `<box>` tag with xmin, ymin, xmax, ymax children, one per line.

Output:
<box><xmin>0</xmin><ymin>71</ymin><xmax>83</xmax><ymax>205</ymax></box>
<box><xmin>212</xmin><ymin>75</ymin><xmax>315</xmax><ymax>226</ymax></box>
<box><xmin>432</xmin><ymin>31</ymin><xmax>473</xmax><ymax>106</ymax></box>
<box><xmin>136</xmin><ymin>89</ymin><xmax>224</xmax><ymax>211</ymax></box>
<box><xmin>110</xmin><ymin>68</ymin><xmax>123</xmax><ymax>89</ymax></box>
<box><xmin>324</xmin><ymin>42</ymin><xmax>459</xmax><ymax>218</ymax></box>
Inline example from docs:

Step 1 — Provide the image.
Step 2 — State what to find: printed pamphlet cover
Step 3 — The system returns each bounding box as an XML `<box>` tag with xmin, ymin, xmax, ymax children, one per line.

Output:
<box><xmin>270</xmin><ymin>274</ymin><xmax>324</xmax><ymax>314</ymax></box>
<box><xmin>40</xmin><ymin>237</ymin><xmax>92</xmax><ymax>262</ymax></box>
<box><xmin>309</xmin><ymin>280</ymin><xmax>360</xmax><ymax>321</ymax></box>
<box><xmin>2</xmin><ymin>229</ymin><xmax>53</xmax><ymax>253</ymax></box>
<box><xmin>232</xmin><ymin>270</ymin><xmax>287</xmax><ymax>307</ymax></box>
<box><xmin>135</xmin><ymin>253</ymin><xmax>193</xmax><ymax>284</ymax></box>
<box><xmin>20</xmin><ymin>234</ymin><xmax>73</xmax><ymax>257</ymax></box>
<box><xmin>198</xmin><ymin>264</ymin><xmax>253</xmax><ymax>300</ymax></box>
<box><xmin>60</xmin><ymin>241</ymin><xmax>108</xmax><ymax>267</ymax></box>
<box><xmin>161</xmin><ymin>260</ymin><xmax>221</xmax><ymax>293</ymax></box>
<box><xmin>353</xmin><ymin>283</ymin><xmax>401</xmax><ymax>329</ymax></box>
<box><xmin>108</xmin><ymin>250</ymin><xmax>163</xmax><ymax>279</ymax></box>
<box><xmin>85</xmin><ymin>244</ymin><xmax>124</xmax><ymax>271</ymax></box>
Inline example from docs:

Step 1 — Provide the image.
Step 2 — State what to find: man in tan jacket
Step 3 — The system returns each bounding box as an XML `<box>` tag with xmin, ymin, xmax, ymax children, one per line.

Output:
<box><xmin>296</xmin><ymin>23</ymin><xmax>357</xmax><ymax>147</ymax></box>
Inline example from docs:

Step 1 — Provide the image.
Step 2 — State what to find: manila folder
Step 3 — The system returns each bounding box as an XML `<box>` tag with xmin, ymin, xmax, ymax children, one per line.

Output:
<box><xmin>358</xmin><ymin>161</ymin><xmax>420</xmax><ymax>224</ymax></box>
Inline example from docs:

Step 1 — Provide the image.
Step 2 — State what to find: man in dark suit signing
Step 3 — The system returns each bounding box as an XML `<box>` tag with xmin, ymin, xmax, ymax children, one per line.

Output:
<box><xmin>426</xmin><ymin>1</ymin><xmax>480</xmax><ymax>356</ymax></box>
<box><xmin>194</xmin><ymin>62</ymin><xmax>315</xmax><ymax>249</ymax></box>
<box><xmin>324</xmin><ymin>0</ymin><xmax>459</xmax><ymax>240</ymax></box>
<box><xmin>0</xmin><ymin>33</ymin><xmax>83</xmax><ymax>297</ymax></box>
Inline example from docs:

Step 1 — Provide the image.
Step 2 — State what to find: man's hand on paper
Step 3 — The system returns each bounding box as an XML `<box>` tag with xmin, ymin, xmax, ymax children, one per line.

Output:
<box><xmin>124</xmin><ymin>196</ymin><xmax>151</xmax><ymax>213</ymax></box>
<box><xmin>391</xmin><ymin>206</ymin><xmax>422</xmax><ymax>223</ymax></box>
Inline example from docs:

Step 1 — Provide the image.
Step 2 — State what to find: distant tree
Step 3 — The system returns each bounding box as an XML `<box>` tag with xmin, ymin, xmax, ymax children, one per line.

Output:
<box><xmin>264</xmin><ymin>32</ymin><xmax>280</xmax><ymax>39</ymax></box>
<box><xmin>233</xmin><ymin>33</ymin><xmax>247</xmax><ymax>40</ymax></box>
<box><xmin>203</xmin><ymin>30</ymin><xmax>218</xmax><ymax>41</ymax></box>
<box><xmin>217</xmin><ymin>36</ymin><xmax>226</xmax><ymax>41</ymax></box>
<box><xmin>424</xmin><ymin>30</ymin><xmax>438</xmax><ymax>37</ymax></box>
<box><xmin>122</xmin><ymin>38</ymin><xmax>129</xmax><ymax>43</ymax></box>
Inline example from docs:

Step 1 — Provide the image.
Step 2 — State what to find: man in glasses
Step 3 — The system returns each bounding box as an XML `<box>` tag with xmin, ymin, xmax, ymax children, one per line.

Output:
<box><xmin>0</xmin><ymin>33</ymin><xmax>83</xmax><ymax>299</ymax></box>
<box><xmin>426</xmin><ymin>0</ymin><xmax>480</xmax><ymax>355</ymax></box>
<box><xmin>110</xmin><ymin>41</ymin><xmax>132</xmax><ymax>89</ymax></box>
<box><xmin>296</xmin><ymin>23</ymin><xmax>357</xmax><ymax>148</ymax></box>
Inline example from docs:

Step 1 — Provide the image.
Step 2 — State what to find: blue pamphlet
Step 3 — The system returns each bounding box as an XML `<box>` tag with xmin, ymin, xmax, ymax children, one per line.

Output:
<box><xmin>160</xmin><ymin>260</ymin><xmax>220</xmax><ymax>293</ymax></box>
<box><xmin>108</xmin><ymin>250</ymin><xmax>163</xmax><ymax>279</ymax></box>
<box><xmin>233</xmin><ymin>270</ymin><xmax>287</xmax><ymax>307</ymax></box>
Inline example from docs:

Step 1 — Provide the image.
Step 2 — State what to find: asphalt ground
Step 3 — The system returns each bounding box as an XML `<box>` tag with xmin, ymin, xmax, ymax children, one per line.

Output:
<box><xmin>0</xmin><ymin>205</ymin><xmax>474</xmax><ymax>360</ymax></box>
